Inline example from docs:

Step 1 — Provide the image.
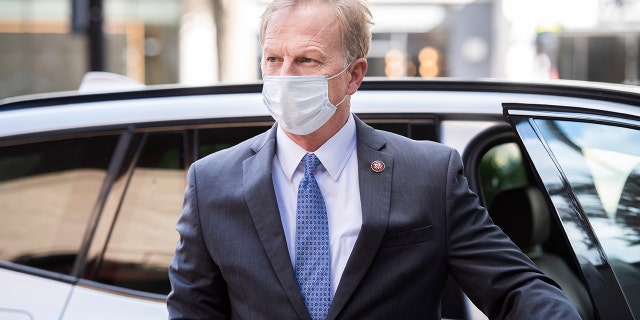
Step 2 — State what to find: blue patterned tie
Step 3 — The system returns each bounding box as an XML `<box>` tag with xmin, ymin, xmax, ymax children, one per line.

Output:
<box><xmin>295</xmin><ymin>153</ymin><xmax>331</xmax><ymax>320</ymax></box>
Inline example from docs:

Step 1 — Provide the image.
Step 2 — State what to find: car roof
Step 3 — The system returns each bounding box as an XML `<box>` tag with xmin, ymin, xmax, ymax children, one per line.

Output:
<box><xmin>1</xmin><ymin>78</ymin><xmax>639</xmax><ymax>141</ymax></box>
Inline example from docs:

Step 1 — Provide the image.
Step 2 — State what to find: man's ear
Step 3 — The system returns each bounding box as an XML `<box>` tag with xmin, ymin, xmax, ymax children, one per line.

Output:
<box><xmin>347</xmin><ymin>58</ymin><xmax>368</xmax><ymax>95</ymax></box>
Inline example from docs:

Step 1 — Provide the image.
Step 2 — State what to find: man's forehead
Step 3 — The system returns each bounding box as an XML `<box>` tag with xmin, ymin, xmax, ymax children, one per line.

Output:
<box><xmin>263</xmin><ymin>9</ymin><xmax>341</xmax><ymax>52</ymax></box>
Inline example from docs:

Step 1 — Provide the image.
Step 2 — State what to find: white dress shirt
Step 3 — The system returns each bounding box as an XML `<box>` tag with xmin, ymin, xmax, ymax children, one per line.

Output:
<box><xmin>272</xmin><ymin>114</ymin><xmax>362</xmax><ymax>296</ymax></box>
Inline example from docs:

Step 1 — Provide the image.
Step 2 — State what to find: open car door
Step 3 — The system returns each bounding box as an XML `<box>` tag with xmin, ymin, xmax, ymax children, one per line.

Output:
<box><xmin>503</xmin><ymin>102</ymin><xmax>640</xmax><ymax>320</ymax></box>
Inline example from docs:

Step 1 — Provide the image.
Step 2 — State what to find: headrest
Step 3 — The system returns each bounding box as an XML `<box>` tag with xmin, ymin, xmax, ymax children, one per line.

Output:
<box><xmin>489</xmin><ymin>186</ymin><xmax>550</xmax><ymax>251</ymax></box>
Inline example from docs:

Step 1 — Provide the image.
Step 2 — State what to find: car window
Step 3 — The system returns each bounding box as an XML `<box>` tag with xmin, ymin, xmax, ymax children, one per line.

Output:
<box><xmin>82</xmin><ymin>125</ymin><xmax>275</xmax><ymax>295</ymax></box>
<box><xmin>534</xmin><ymin>119</ymin><xmax>640</xmax><ymax>319</ymax></box>
<box><xmin>69</xmin><ymin>118</ymin><xmax>442</xmax><ymax>297</ymax></box>
<box><xmin>0</xmin><ymin>135</ymin><xmax>119</xmax><ymax>275</ymax></box>
<box><xmin>83</xmin><ymin>131</ymin><xmax>185</xmax><ymax>295</ymax></box>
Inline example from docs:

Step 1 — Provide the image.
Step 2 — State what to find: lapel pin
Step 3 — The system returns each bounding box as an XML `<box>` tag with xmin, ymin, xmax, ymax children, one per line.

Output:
<box><xmin>370</xmin><ymin>160</ymin><xmax>385</xmax><ymax>173</ymax></box>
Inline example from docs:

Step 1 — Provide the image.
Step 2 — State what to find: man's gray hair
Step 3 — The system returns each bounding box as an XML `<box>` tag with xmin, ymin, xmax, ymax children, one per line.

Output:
<box><xmin>259</xmin><ymin>0</ymin><xmax>374</xmax><ymax>66</ymax></box>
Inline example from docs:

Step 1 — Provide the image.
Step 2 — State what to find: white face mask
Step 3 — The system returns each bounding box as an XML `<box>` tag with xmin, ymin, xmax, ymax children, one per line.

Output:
<box><xmin>262</xmin><ymin>65</ymin><xmax>349</xmax><ymax>135</ymax></box>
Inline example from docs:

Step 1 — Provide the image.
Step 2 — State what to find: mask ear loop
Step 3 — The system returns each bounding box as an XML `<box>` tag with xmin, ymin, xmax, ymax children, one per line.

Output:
<box><xmin>327</xmin><ymin>61</ymin><xmax>353</xmax><ymax>107</ymax></box>
<box><xmin>332</xmin><ymin>94</ymin><xmax>348</xmax><ymax>107</ymax></box>
<box><xmin>327</xmin><ymin>61</ymin><xmax>353</xmax><ymax>80</ymax></box>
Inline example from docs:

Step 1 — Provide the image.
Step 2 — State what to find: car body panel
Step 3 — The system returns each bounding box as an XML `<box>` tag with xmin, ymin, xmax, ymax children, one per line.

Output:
<box><xmin>2</xmin><ymin>79</ymin><xmax>639</xmax><ymax>144</ymax></box>
<box><xmin>62</xmin><ymin>284</ymin><xmax>166</xmax><ymax>320</ymax></box>
<box><xmin>0</xmin><ymin>268</ymin><xmax>72</xmax><ymax>319</ymax></box>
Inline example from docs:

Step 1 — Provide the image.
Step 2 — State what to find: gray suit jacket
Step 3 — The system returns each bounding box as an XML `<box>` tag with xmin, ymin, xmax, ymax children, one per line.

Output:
<box><xmin>167</xmin><ymin>116</ymin><xmax>580</xmax><ymax>319</ymax></box>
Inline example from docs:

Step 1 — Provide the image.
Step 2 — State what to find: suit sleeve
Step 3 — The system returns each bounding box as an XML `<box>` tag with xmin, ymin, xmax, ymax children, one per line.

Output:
<box><xmin>167</xmin><ymin>164</ymin><xmax>231</xmax><ymax>319</ymax></box>
<box><xmin>443</xmin><ymin>149</ymin><xmax>581</xmax><ymax>319</ymax></box>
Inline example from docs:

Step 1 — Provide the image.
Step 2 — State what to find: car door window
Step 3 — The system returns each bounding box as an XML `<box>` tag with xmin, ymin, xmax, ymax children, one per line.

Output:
<box><xmin>68</xmin><ymin>119</ymin><xmax>456</xmax><ymax>298</ymax></box>
<box><xmin>83</xmin><ymin>125</ymin><xmax>275</xmax><ymax>296</ymax></box>
<box><xmin>83</xmin><ymin>131</ymin><xmax>186</xmax><ymax>295</ymax></box>
<box><xmin>0</xmin><ymin>135</ymin><xmax>119</xmax><ymax>275</ymax></box>
<box><xmin>534</xmin><ymin>119</ymin><xmax>640</xmax><ymax>319</ymax></box>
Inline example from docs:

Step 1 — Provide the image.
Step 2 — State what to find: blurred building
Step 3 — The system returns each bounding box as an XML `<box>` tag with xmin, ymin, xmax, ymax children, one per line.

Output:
<box><xmin>0</xmin><ymin>0</ymin><xmax>639</xmax><ymax>100</ymax></box>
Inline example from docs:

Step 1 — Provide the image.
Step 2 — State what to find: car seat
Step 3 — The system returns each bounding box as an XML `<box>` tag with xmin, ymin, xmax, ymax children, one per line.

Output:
<box><xmin>489</xmin><ymin>186</ymin><xmax>594</xmax><ymax>320</ymax></box>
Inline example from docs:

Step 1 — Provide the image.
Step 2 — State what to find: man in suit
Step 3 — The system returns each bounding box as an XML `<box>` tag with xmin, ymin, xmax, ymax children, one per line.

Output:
<box><xmin>167</xmin><ymin>0</ymin><xmax>581</xmax><ymax>319</ymax></box>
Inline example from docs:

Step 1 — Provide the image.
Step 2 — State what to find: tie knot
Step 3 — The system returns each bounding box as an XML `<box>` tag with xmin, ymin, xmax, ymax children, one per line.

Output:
<box><xmin>302</xmin><ymin>153</ymin><xmax>321</xmax><ymax>176</ymax></box>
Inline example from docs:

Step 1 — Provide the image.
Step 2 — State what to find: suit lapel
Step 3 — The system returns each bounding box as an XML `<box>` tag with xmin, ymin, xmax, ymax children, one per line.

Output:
<box><xmin>243</xmin><ymin>127</ymin><xmax>310</xmax><ymax>320</ymax></box>
<box><xmin>328</xmin><ymin>117</ymin><xmax>393</xmax><ymax>319</ymax></box>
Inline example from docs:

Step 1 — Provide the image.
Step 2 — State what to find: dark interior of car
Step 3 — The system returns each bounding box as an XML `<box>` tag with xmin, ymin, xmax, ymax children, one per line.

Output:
<box><xmin>443</xmin><ymin>124</ymin><xmax>598</xmax><ymax>319</ymax></box>
<box><xmin>489</xmin><ymin>186</ymin><xmax>594</xmax><ymax>320</ymax></box>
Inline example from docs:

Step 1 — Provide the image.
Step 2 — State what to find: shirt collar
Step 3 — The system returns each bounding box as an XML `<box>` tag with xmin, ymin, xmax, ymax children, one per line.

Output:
<box><xmin>276</xmin><ymin>114</ymin><xmax>357</xmax><ymax>182</ymax></box>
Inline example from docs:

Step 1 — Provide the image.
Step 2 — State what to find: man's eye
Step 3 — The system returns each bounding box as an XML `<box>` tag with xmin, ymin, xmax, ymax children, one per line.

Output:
<box><xmin>264</xmin><ymin>56</ymin><xmax>282</xmax><ymax>63</ymax></box>
<box><xmin>301</xmin><ymin>58</ymin><xmax>314</xmax><ymax>63</ymax></box>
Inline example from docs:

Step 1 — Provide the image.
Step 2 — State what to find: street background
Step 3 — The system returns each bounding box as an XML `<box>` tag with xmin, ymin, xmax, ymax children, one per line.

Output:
<box><xmin>1</xmin><ymin>0</ymin><xmax>639</xmax><ymax>100</ymax></box>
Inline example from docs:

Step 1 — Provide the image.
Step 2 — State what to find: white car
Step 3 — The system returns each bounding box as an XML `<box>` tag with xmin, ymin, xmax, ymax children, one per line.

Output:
<box><xmin>1</xmin><ymin>74</ymin><xmax>639</xmax><ymax>319</ymax></box>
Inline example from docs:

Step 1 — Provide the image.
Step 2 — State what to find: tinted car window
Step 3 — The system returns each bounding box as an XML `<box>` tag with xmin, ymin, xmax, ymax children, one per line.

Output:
<box><xmin>535</xmin><ymin>119</ymin><xmax>640</xmax><ymax>319</ymax></box>
<box><xmin>83</xmin><ymin>125</ymin><xmax>277</xmax><ymax>295</ymax></box>
<box><xmin>0</xmin><ymin>135</ymin><xmax>119</xmax><ymax>274</ymax></box>
<box><xmin>84</xmin><ymin>132</ymin><xmax>185</xmax><ymax>294</ymax></box>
